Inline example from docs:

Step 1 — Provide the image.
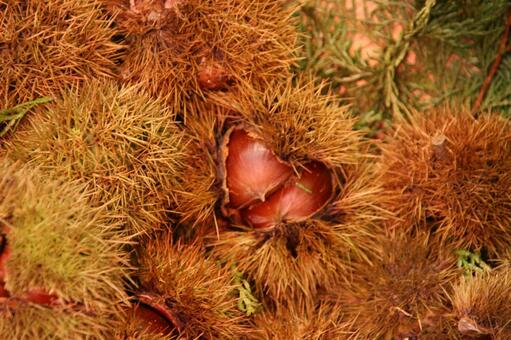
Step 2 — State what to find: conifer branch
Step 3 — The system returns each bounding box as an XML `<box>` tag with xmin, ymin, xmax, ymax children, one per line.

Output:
<box><xmin>0</xmin><ymin>97</ymin><xmax>52</xmax><ymax>137</ymax></box>
<box><xmin>471</xmin><ymin>8</ymin><xmax>511</xmax><ymax>117</ymax></box>
<box><xmin>232</xmin><ymin>266</ymin><xmax>261</xmax><ymax>316</ymax></box>
<box><xmin>382</xmin><ymin>0</ymin><xmax>437</xmax><ymax>119</ymax></box>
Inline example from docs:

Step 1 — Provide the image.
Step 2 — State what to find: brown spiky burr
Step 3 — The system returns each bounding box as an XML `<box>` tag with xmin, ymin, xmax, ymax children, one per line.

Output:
<box><xmin>377</xmin><ymin>108</ymin><xmax>511</xmax><ymax>257</ymax></box>
<box><xmin>123</xmin><ymin>232</ymin><xmax>251</xmax><ymax>339</ymax></box>
<box><xmin>174</xmin><ymin>79</ymin><xmax>385</xmax><ymax>312</ymax></box>
<box><xmin>104</xmin><ymin>0</ymin><xmax>297</xmax><ymax>111</ymax></box>
<box><xmin>5</xmin><ymin>81</ymin><xmax>185</xmax><ymax>236</ymax></box>
<box><xmin>0</xmin><ymin>0</ymin><xmax>122</xmax><ymax>110</ymax></box>
<box><xmin>252</xmin><ymin>302</ymin><xmax>346</xmax><ymax>340</ymax></box>
<box><xmin>0</xmin><ymin>160</ymin><xmax>131</xmax><ymax>339</ymax></box>
<box><xmin>327</xmin><ymin>231</ymin><xmax>460</xmax><ymax>339</ymax></box>
<box><xmin>176</xmin><ymin>80</ymin><xmax>369</xmax><ymax>227</ymax></box>
<box><xmin>451</xmin><ymin>266</ymin><xmax>511</xmax><ymax>339</ymax></box>
<box><xmin>211</xmin><ymin>220</ymin><xmax>349</xmax><ymax>313</ymax></box>
<box><xmin>117</xmin><ymin>300</ymin><xmax>172</xmax><ymax>339</ymax></box>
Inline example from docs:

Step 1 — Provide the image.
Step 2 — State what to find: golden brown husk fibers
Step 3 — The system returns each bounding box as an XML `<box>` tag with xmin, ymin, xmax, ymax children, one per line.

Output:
<box><xmin>377</xmin><ymin>108</ymin><xmax>511</xmax><ymax>257</ymax></box>
<box><xmin>5</xmin><ymin>81</ymin><xmax>185</xmax><ymax>236</ymax></box>
<box><xmin>0</xmin><ymin>0</ymin><xmax>122</xmax><ymax>109</ymax></box>
<box><xmin>0</xmin><ymin>160</ymin><xmax>131</xmax><ymax>339</ymax></box>
<box><xmin>106</xmin><ymin>0</ymin><xmax>297</xmax><ymax>112</ymax></box>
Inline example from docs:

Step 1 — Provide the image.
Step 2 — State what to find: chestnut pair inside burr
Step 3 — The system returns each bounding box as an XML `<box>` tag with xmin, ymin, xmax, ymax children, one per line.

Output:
<box><xmin>221</xmin><ymin>127</ymin><xmax>334</xmax><ymax>230</ymax></box>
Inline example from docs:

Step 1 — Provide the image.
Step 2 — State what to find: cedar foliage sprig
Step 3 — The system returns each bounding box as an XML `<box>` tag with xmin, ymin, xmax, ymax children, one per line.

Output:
<box><xmin>0</xmin><ymin>97</ymin><xmax>52</xmax><ymax>137</ymax></box>
<box><xmin>296</xmin><ymin>0</ymin><xmax>511</xmax><ymax>123</ymax></box>
<box><xmin>456</xmin><ymin>249</ymin><xmax>490</xmax><ymax>276</ymax></box>
<box><xmin>231</xmin><ymin>265</ymin><xmax>262</xmax><ymax>317</ymax></box>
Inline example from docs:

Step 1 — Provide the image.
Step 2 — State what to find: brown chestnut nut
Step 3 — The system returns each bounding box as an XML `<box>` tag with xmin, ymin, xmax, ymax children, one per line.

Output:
<box><xmin>242</xmin><ymin>161</ymin><xmax>334</xmax><ymax>229</ymax></box>
<box><xmin>224</xmin><ymin>128</ymin><xmax>293</xmax><ymax>209</ymax></box>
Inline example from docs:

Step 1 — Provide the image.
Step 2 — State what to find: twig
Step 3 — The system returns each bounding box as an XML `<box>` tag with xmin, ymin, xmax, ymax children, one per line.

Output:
<box><xmin>471</xmin><ymin>9</ymin><xmax>511</xmax><ymax>117</ymax></box>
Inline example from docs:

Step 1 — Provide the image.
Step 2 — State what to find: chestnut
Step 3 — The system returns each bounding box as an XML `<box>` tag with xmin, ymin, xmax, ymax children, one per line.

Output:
<box><xmin>223</xmin><ymin>128</ymin><xmax>293</xmax><ymax>209</ymax></box>
<box><xmin>242</xmin><ymin>162</ymin><xmax>334</xmax><ymax>229</ymax></box>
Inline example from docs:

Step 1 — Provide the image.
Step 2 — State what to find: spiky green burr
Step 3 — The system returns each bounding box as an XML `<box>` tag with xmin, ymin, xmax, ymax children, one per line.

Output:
<box><xmin>0</xmin><ymin>160</ymin><xmax>131</xmax><ymax>339</ymax></box>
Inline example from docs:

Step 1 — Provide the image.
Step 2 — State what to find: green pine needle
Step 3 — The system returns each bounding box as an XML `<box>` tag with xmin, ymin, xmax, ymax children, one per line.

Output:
<box><xmin>295</xmin><ymin>0</ymin><xmax>511</xmax><ymax>122</ymax></box>
<box><xmin>295</xmin><ymin>181</ymin><xmax>313</xmax><ymax>194</ymax></box>
<box><xmin>0</xmin><ymin>97</ymin><xmax>52</xmax><ymax>136</ymax></box>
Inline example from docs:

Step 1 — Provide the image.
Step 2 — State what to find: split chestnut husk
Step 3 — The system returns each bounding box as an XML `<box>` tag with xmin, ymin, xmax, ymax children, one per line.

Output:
<box><xmin>175</xmin><ymin>79</ymin><xmax>385</xmax><ymax>311</ymax></box>
<box><xmin>126</xmin><ymin>232</ymin><xmax>252</xmax><ymax>339</ymax></box>
<box><xmin>122</xmin><ymin>295</ymin><xmax>178</xmax><ymax>338</ymax></box>
<box><xmin>220</xmin><ymin>127</ymin><xmax>334</xmax><ymax>230</ymax></box>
